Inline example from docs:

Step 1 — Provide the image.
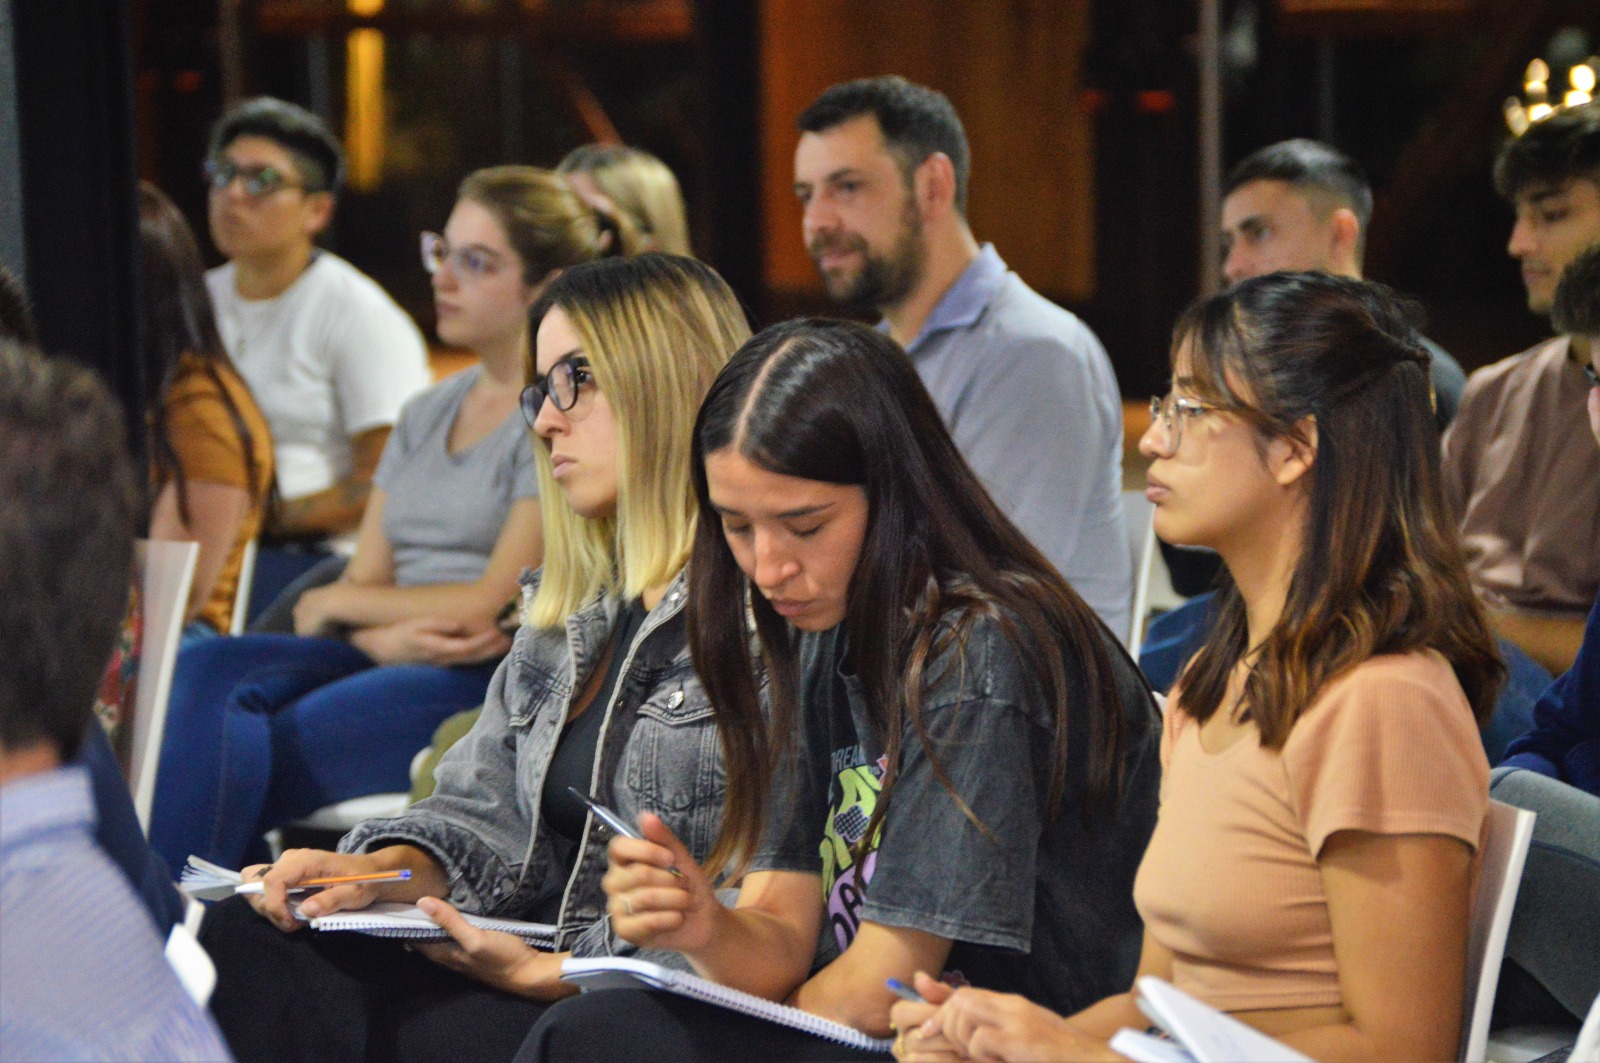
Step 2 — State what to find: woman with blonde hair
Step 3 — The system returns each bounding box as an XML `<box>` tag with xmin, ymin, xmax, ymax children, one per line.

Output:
<box><xmin>199</xmin><ymin>254</ymin><xmax>750</xmax><ymax>1062</ymax></box>
<box><xmin>152</xmin><ymin>165</ymin><xmax>625</xmax><ymax>874</ymax></box>
<box><xmin>559</xmin><ymin>143</ymin><xmax>692</xmax><ymax>257</ymax></box>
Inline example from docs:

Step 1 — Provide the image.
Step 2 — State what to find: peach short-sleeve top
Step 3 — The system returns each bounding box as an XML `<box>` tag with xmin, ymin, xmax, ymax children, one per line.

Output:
<box><xmin>1132</xmin><ymin>653</ymin><xmax>1489</xmax><ymax>1012</ymax></box>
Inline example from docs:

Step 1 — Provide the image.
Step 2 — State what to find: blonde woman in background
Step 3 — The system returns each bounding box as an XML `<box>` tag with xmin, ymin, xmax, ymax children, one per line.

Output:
<box><xmin>559</xmin><ymin>143</ymin><xmax>692</xmax><ymax>257</ymax></box>
<box><xmin>151</xmin><ymin>166</ymin><xmax>631</xmax><ymax>875</ymax></box>
<box><xmin>199</xmin><ymin>255</ymin><xmax>749</xmax><ymax>1063</ymax></box>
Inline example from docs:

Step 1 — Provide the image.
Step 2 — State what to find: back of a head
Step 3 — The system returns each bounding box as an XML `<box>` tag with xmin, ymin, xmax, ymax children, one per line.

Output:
<box><xmin>459</xmin><ymin>165</ymin><xmax>642</xmax><ymax>285</ymax></box>
<box><xmin>0</xmin><ymin>344</ymin><xmax>139</xmax><ymax>762</ymax></box>
<box><xmin>1494</xmin><ymin>100</ymin><xmax>1600</xmax><ymax>201</ymax></box>
<box><xmin>1175</xmin><ymin>272</ymin><xmax>1502</xmax><ymax>737</ymax></box>
<box><xmin>524</xmin><ymin>253</ymin><xmax>750</xmax><ymax>626</ymax></box>
<box><xmin>1552</xmin><ymin>241</ymin><xmax>1600</xmax><ymax>337</ymax></box>
<box><xmin>797</xmin><ymin>75</ymin><xmax>972</xmax><ymax>214</ymax></box>
<box><xmin>557</xmin><ymin>144</ymin><xmax>692</xmax><ymax>257</ymax></box>
<box><xmin>1223</xmin><ymin>138</ymin><xmax>1373</xmax><ymax>235</ymax></box>
<box><xmin>208</xmin><ymin>96</ymin><xmax>345</xmax><ymax>194</ymax></box>
<box><xmin>0</xmin><ymin>268</ymin><xmax>37</xmax><ymax>345</ymax></box>
<box><xmin>138</xmin><ymin>181</ymin><xmax>228</xmax><ymax>381</ymax></box>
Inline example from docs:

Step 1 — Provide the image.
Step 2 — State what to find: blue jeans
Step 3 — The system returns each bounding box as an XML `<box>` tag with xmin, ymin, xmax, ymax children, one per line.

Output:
<box><xmin>150</xmin><ymin>634</ymin><xmax>498</xmax><ymax>871</ymax></box>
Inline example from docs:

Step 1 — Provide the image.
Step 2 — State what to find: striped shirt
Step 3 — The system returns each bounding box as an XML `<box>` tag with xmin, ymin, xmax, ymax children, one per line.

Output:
<box><xmin>1</xmin><ymin>766</ymin><xmax>231</xmax><ymax>1061</ymax></box>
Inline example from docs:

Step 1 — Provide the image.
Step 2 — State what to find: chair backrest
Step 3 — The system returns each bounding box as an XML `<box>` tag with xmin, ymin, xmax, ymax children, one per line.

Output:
<box><xmin>1574</xmin><ymin>990</ymin><xmax>1600</xmax><ymax>1063</ymax></box>
<box><xmin>128</xmin><ymin>540</ymin><xmax>198</xmax><ymax>834</ymax></box>
<box><xmin>229</xmin><ymin>537</ymin><xmax>258</xmax><ymax>635</ymax></box>
<box><xmin>1121</xmin><ymin>489</ymin><xmax>1158</xmax><ymax>655</ymax></box>
<box><xmin>1460</xmin><ymin>799</ymin><xmax>1538</xmax><ymax>1063</ymax></box>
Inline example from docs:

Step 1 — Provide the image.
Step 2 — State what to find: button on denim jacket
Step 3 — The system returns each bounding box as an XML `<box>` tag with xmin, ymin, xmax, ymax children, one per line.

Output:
<box><xmin>341</xmin><ymin>569</ymin><xmax>724</xmax><ymax>962</ymax></box>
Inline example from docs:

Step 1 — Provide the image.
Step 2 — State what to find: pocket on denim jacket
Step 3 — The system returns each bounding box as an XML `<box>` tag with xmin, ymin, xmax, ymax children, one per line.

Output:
<box><xmin>623</xmin><ymin>678</ymin><xmax>725</xmax><ymax>855</ymax></box>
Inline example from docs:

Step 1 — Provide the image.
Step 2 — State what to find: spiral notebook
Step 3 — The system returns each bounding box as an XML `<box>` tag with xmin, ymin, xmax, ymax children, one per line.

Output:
<box><xmin>306</xmin><ymin>902</ymin><xmax>559</xmax><ymax>947</ymax></box>
<box><xmin>559</xmin><ymin>956</ymin><xmax>893</xmax><ymax>1053</ymax></box>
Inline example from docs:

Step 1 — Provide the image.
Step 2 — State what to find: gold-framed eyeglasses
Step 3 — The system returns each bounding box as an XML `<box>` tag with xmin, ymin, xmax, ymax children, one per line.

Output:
<box><xmin>1148</xmin><ymin>394</ymin><xmax>1223</xmax><ymax>457</ymax></box>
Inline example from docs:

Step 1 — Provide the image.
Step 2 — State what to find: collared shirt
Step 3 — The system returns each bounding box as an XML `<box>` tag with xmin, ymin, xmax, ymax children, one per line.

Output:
<box><xmin>883</xmin><ymin>244</ymin><xmax>1131</xmax><ymax>637</ymax></box>
<box><xmin>1</xmin><ymin>766</ymin><xmax>231</xmax><ymax>1062</ymax></box>
<box><xmin>1442</xmin><ymin>335</ymin><xmax>1600</xmax><ymax>616</ymax></box>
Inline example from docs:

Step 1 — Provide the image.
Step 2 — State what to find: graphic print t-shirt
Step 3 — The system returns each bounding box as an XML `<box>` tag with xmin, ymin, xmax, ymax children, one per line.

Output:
<box><xmin>818</xmin><ymin>664</ymin><xmax>886</xmax><ymax>952</ymax></box>
<box><xmin>748</xmin><ymin>620</ymin><xmax>1163</xmax><ymax>1017</ymax></box>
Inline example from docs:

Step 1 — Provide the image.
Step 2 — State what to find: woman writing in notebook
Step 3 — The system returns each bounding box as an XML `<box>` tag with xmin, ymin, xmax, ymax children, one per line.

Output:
<box><xmin>521</xmin><ymin>318</ymin><xmax>1163</xmax><ymax>1061</ymax></box>
<box><xmin>198</xmin><ymin>254</ymin><xmax>750</xmax><ymax>1061</ymax></box>
<box><xmin>890</xmin><ymin>273</ymin><xmax>1503</xmax><ymax>1062</ymax></box>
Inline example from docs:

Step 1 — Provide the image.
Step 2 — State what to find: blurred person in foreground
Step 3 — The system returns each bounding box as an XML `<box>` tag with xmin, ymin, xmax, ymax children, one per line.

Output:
<box><xmin>0</xmin><ymin>342</ymin><xmax>230</xmax><ymax>1061</ymax></box>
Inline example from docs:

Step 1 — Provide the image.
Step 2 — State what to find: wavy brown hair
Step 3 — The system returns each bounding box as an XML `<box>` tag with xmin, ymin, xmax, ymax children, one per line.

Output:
<box><xmin>689</xmin><ymin>318</ymin><xmax>1151</xmax><ymax>879</ymax></box>
<box><xmin>1175</xmin><ymin>272</ymin><xmax>1503</xmax><ymax>745</ymax></box>
<box><xmin>138</xmin><ymin>182</ymin><xmax>267</xmax><ymax>524</ymax></box>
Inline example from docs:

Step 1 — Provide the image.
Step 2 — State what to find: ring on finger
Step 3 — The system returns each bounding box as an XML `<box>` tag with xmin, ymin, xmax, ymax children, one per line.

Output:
<box><xmin>624</xmin><ymin>896</ymin><xmax>634</xmax><ymax>916</ymax></box>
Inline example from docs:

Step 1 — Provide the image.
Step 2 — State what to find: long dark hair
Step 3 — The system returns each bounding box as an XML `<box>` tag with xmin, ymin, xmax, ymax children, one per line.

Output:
<box><xmin>688</xmin><ymin>318</ymin><xmax>1145</xmax><ymax>878</ymax></box>
<box><xmin>138</xmin><ymin>182</ymin><xmax>266</xmax><ymax>522</ymax></box>
<box><xmin>1174</xmin><ymin>272</ymin><xmax>1503</xmax><ymax>743</ymax></box>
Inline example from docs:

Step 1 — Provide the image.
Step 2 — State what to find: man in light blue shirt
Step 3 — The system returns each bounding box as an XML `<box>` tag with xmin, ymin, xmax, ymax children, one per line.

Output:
<box><xmin>793</xmin><ymin>76</ymin><xmax>1130</xmax><ymax>637</ymax></box>
<box><xmin>0</xmin><ymin>343</ymin><xmax>231</xmax><ymax>1062</ymax></box>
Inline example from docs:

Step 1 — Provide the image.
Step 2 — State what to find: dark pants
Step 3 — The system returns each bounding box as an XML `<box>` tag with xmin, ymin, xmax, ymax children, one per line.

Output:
<box><xmin>203</xmin><ymin>896</ymin><xmax>548</xmax><ymax>1063</ymax></box>
<box><xmin>518</xmin><ymin>988</ymin><xmax>891</xmax><ymax>1063</ymax></box>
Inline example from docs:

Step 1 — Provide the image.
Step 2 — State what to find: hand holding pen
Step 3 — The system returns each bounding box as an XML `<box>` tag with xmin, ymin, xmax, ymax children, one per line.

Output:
<box><xmin>889</xmin><ymin>974</ymin><xmax>960</xmax><ymax>1062</ymax></box>
<box><xmin>600</xmin><ymin>809</ymin><xmax>721</xmax><ymax>953</ymax></box>
<box><xmin>242</xmin><ymin>850</ymin><xmax>430</xmax><ymax>933</ymax></box>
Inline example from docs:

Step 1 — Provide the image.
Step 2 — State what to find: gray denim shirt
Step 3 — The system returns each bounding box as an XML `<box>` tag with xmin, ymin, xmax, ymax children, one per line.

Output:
<box><xmin>753</xmin><ymin>614</ymin><xmax>1162</xmax><ymax>1017</ymax></box>
<box><xmin>340</xmin><ymin>568</ymin><xmax>724</xmax><ymax>963</ymax></box>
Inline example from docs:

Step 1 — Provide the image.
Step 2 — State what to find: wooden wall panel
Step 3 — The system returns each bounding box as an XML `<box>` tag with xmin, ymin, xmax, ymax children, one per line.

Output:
<box><xmin>758</xmin><ymin>0</ymin><xmax>1096</xmax><ymax>302</ymax></box>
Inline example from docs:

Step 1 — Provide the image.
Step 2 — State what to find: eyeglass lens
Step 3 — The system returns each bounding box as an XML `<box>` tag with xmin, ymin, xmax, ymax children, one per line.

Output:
<box><xmin>204</xmin><ymin>159</ymin><xmax>295</xmax><ymax>197</ymax></box>
<box><xmin>1149</xmin><ymin>395</ymin><xmax>1183</xmax><ymax>455</ymax></box>
<box><xmin>519</xmin><ymin>362</ymin><xmax>584</xmax><ymax>427</ymax></box>
<box><xmin>420</xmin><ymin>232</ymin><xmax>498</xmax><ymax>280</ymax></box>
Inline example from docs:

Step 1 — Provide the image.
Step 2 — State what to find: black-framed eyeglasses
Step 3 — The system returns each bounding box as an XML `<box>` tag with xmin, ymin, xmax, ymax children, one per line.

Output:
<box><xmin>1585</xmin><ymin>362</ymin><xmax>1600</xmax><ymax>389</ymax></box>
<box><xmin>1148</xmin><ymin>393</ymin><xmax>1223</xmax><ymax>457</ymax></box>
<box><xmin>521</xmin><ymin>357</ymin><xmax>595</xmax><ymax>426</ymax></box>
<box><xmin>203</xmin><ymin>158</ymin><xmax>306</xmax><ymax>198</ymax></box>
<box><xmin>420</xmin><ymin>231</ymin><xmax>503</xmax><ymax>281</ymax></box>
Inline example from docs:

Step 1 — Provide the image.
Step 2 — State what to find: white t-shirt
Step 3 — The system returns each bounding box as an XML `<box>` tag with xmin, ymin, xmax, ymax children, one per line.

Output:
<box><xmin>206</xmin><ymin>252</ymin><xmax>431</xmax><ymax>500</ymax></box>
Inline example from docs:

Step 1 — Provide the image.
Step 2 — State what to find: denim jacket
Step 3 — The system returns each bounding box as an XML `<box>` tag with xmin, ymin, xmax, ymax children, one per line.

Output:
<box><xmin>340</xmin><ymin>568</ymin><xmax>724</xmax><ymax>962</ymax></box>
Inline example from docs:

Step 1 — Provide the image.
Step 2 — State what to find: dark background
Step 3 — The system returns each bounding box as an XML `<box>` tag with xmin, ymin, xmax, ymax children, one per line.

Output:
<box><xmin>5</xmin><ymin>0</ymin><xmax>1598</xmax><ymax>429</ymax></box>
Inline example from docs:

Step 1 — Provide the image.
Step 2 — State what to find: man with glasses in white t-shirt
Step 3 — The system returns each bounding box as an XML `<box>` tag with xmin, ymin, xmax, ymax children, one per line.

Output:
<box><xmin>202</xmin><ymin>97</ymin><xmax>429</xmax><ymax>601</ymax></box>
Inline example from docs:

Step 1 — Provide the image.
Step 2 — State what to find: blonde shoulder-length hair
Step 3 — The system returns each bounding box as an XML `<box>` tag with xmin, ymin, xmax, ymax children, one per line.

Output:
<box><xmin>524</xmin><ymin>253</ymin><xmax>749</xmax><ymax>627</ymax></box>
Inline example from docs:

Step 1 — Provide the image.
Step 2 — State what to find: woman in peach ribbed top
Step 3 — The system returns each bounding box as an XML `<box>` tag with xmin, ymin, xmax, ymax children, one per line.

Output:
<box><xmin>892</xmin><ymin>273</ymin><xmax>1504</xmax><ymax>1063</ymax></box>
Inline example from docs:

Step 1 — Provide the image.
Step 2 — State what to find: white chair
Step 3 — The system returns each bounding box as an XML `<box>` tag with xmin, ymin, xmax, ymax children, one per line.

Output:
<box><xmin>1574</xmin><ymin>991</ymin><xmax>1600</xmax><ymax>1063</ymax></box>
<box><xmin>1121</xmin><ymin>489</ymin><xmax>1158</xmax><ymax>656</ymax></box>
<box><xmin>1460</xmin><ymin>800</ymin><xmax>1538</xmax><ymax>1063</ymax></box>
<box><xmin>129</xmin><ymin>540</ymin><xmax>199</xmax><ymax>834</ymax></box>
<box><xmin>228</xmin><ymin>537</ymin><xmax>258</xmax><ymax>635</ymax></box>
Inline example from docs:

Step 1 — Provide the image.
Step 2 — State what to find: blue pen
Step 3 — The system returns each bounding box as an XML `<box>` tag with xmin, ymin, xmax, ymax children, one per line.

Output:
<box><xmin>886</xmin><ymin>978</ymin><xmax>927</xmax><ymax>1004</ymax></box>
<box><xmin>567</xmin><ymin>788</ymin><xmax>683</xmax><ymax>877</ymax></box>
